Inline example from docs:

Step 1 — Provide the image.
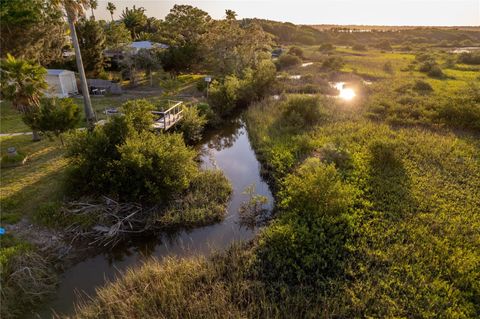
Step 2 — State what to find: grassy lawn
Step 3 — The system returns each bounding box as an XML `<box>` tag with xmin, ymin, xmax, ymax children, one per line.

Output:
<box><xmin>0</xmin><ymin>135</ymin><xmax>67</xmax><ymax>224</ymax></box>
<box><xmin>0</xmin><ymin>102</ymin><xmax>31</xmax><ymax>133</ymax></box>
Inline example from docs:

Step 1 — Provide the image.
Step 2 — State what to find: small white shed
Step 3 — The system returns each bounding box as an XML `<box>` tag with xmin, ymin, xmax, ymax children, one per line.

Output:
<box><xmin>46</xmin><ymin>69</ymin><xmax>78</xmax><ymax>98</ymax></box>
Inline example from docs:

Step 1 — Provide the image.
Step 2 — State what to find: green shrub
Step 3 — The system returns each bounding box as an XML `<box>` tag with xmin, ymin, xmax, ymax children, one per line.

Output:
<box><xmin>352</xmin><ymin>43</ymin><xmax>367</xmax><ymax>51</ymax></box>
<box><xmin>418</xmin><ymin>58</ymin><xmax>444</xmax><ymax>78</ymax></box>
<box><xmin>375</xmin><ymin>40</ymin><xmax>392</xmax><ymax>50</ymax></box>
<box><xmin>321</xmin><ymin>56</ymin><xmax>344</xmax><ymax>71</ymax></box>
<box><xmin>120</xmin><ymin>99</ymin><xmax>155</xmax><ymax>132</ymax></box>
<box><xmin>287</xmin><ymin>46</ymin><xmax>304</xmax><ymax>58</ymax></box>
<box><xmin>427</xmin><ymin>65</ymin><xmax>445</xmax><ymax>78</ymax></box>
<box><xmin>282</xmin><ymin>95</ymin><xmax>325</xmax><ymax>128</ymax></box>
<box><xmin>66</xmin><ymin>99</ymin><xmax>198</xmax><ymax>203</ymax></box>
<box><xmin>276</xmin><ymin>54</ymin><xmax>301</xmax><ymax>69</ymax></box>
<box><xmin>208</xmin><ymin>75</ymin><xmax>242</xmax><ymax>117</ymax></box>
<box><xmin>23</xmin><ymin>98</ymin><xmax>80</xmax><ymax>144</ymax></box>
<box><xmin>383</xmin><ymin>61</ymin><xmax>394</xmax><ymax>74</ymax></box>
<box><xmin>115</xmin><ymin>132</ymin><xmax>198</xmax><ymax>203</ymax></box>
<box><xmin>319</xmin><ymin>43</ymin><xmax>334</xmax><ymax>52</ymax></box>
<box><xmin>178</xmin><ymin>106</ymin><xmax>207</xmax><ymax>143</ymax></box>
<box><xmin>256</xmin><ymin>159</ymin><xmax>354</xmax><ymax>285</ymax></box>
<box><xmin>158</xmin><ymin>170</ymin><xmax>233</xmax><ymax>227</ymax></box>
<box><xmin>196</xmin><ymin>79</ymin><xmax>207</xmax><ymax>92</ymax></box>
<box><xmin>413</xmin><ymin>80</ymin><xmax>433</xmax><ymax>92</ymax></box>
<box><xmin>240</xmin><ymin>59</ymin><xmax>276</xmax><ymax>103</ymax></box>
<box><xmin>317</xmin><ymin>143</ymin><xmax>353</xmax><ymax>172</ymax></box>
<box><xmin>458</xmin><ymin>52</ymin><xmax>480</xmax><ymax>65</ymax></box>
<box><xmin>208</xmin><ymin>60</ymin><xmax>276</xmax><ymax>118</ymax></box>
<box><xmin>0</xmin><ymin>152</ymin><xmax>27</xmax><ymax>168</ymax></box>
<box><xmin>437</xmin><ymin>99</ymin><xmax>480</xmax><ymax>131</ymax></box>
<box><xmin>418</xmin><ymin>60</ymin><xmax>436</xmax><ymax>72</ymax></box>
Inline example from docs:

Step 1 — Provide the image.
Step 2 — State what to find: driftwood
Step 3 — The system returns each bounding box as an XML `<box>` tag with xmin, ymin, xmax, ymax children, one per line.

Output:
<box><xmin>63</xmin><ymin>196</ymin><xmax>157</xmax><ymax>247</ymax></box>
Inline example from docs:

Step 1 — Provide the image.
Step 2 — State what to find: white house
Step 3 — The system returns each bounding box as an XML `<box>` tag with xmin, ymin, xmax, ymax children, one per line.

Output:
<box><xmin>45</xmin><ymin>69</ymin><xmax>78</xmax><ymax>98</ymax></box>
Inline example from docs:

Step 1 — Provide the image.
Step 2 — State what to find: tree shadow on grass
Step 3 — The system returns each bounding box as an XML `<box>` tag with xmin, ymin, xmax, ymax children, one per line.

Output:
<box><xmin>366</xmin><ymin>140</ymin><xmax>417</xmax><ymax>220</ymax></box>
<box><xmin>1</xmin><ymin>144</ymin><xmax>67</xmax><ymax>224</ymax></box>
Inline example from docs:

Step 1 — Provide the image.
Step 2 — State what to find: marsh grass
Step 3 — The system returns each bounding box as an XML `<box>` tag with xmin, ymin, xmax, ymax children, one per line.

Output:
<box><xmin>69</xmin><ymin>244</ymin><xmax>348</xmax><ymax>319</ymax></box>
<box><xmin>244</xmin><ymin>96</ymin><xmax>480</xmax><ymax>317</ymax></box>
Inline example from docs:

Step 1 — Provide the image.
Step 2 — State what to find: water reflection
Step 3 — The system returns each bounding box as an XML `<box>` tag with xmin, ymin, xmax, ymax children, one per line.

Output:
<box><xmin>200</xmin><ymin>118</ymin><xmax>242</xmax><ymax>151</ymax></box>
<box><xmin>301</xmin><ymin>62</ymin><xmax>313</xmax><ymax>67</ymax></box>
<box><xmin>34</xmin><ymin>120</ymin><xmax>273</xmax><ymax>318</ymax></box>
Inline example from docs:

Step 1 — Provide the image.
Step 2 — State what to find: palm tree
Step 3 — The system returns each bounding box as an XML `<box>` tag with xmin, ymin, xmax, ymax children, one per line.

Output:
<box><xmin>55</xmin><ymin>0</ymin><xmax>95</xmax><ymax>129</ymax></box>
<box><xmin>121</xmin><ymin>5</ymin><xmax>147</xmax><ymax>40</ymax></box>
<box><xmin>0</xmin><ymin>54</ymin><xmax>47</xmax><ymax>141</ymax></box>
<box><xmin>89</xmin><ymin>0</ymin><xmax>97</xmax><ymax>19</ymax></box>
<box><xmin>107</xmin><ymin>2</ymin><xmax>116</xmax><ymax>22</ymax></box>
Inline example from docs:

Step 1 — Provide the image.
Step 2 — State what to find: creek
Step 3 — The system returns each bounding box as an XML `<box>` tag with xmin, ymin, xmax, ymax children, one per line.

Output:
<box><xmin>34</xmin><ymin>118</ymin><xmax>273</xmax><ymax>318</ymax></box>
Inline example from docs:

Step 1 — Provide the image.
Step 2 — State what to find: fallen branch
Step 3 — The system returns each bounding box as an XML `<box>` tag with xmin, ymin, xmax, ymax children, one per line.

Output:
<box><xmin>62</xmin><ymin>197</ymin><xmax>159</xmax><ymax>247</ymax></box>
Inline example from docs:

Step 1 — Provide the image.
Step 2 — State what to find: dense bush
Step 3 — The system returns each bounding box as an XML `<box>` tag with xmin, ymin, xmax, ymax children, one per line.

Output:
<box><xmin>178</xmin><ymin>106</ymin><xmax>207</xmax><ymax>143</ymax></box>
<box><xmin>207</xmin><ymin>75</ymin><xmax>242</xmax><ymax>117</ymax></box>
<box><xmin>287</xmin><ymin>46</ymin><xmax>304</xmax><ymax>58</ymax></box>
<box><xmin>256</xmin><ymin>159</ymin><xmax>354</xmax><ymax>285</ymax></box>
<box><xmin>23</xmin><ymin>98</ymin><xmax>80</xmax><ymax>144</ymax></box>
<box><xmin>413</xmin><ymin>80</ymin><xmax>433</xmax><ymax>92</ymax></box>
<box><xmin>115</xmin><ymin>132</ymin><xmax>197</xmax><ymax>203</ymax></box>
<box><xmin>281</xmin><ymin>95</ymin><xmax>325</xmax><ymax>128</ymax></box>
<box><xmin>383</xmin><ymin>61</ymin><xmax>394</xmax><ymax>74</ymax></box>
<box><xmin>417</xmin><ymin>57</ymin><xmax>445</xmax><ymax>78</ymax></box>
<box><xmin>239</xmin><ymin>59</ymin><xmax>277</xmax><ymax>103</ymax></box>
<box><xmin>352</xmin><ymin>43</ymin><xmax>367</xmax><ymax>51</ymax></box>
<box><xmin>208</xmin><ymin>60</ymin><xmax>276</xmax><ymax>117</ymax></box>
<box><xmin>318</xmin><ymin>43</ymin><xmax>334</xmax><ymax>52</ymax></box>
<box><xmin>458</xmin><ymin>52</ymin><xmax>480</xmax><ymax>65</ymax></box>
<box><xmin>321</xmin><ymin>56</ymin><xmax>344</xmax><ymax>71</ymax></box>
<box><xmin>66</xmin><ymin>99</ymin><xmax>198</xmax><ymax>203</ymax></box>
<box><xmin>121</xmin><ymin>99</ymin><xmax>156</xmax><ymax>132</ymax></box>
<box><xmin>158</xmin><ymin>170</ymin><xmax>233</xmax><ymax>227</ymax></box>
<box><xmin>374</xmin><ymin>40</ymin><xmax>392</xmax><ymax>50</ymax></box>
<box><xmin>437</xmin><ymin>96</ymin><xmax>480</xmax><ymax>131</ymax></box>
<box><xmin>317</xmin><ymin>143</ymin><xmax>353</xmax><ymax>172</ymax></box>
<box><xmin>427</xmin><ymin>65</ymin><xmax>445</xmax><ymax>78</ymax></box>
<box><xmin>418</xmin><ymin>59</ymin><xmax>437</xmax><ymax>73</ymax></box>
<box><xmin>276</xmin><ymin>54</ymin><xmax>302</xmax><ymax>69</ymax></box>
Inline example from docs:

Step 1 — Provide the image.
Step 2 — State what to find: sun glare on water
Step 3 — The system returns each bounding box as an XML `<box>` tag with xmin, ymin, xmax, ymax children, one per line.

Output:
<box><xmin>334</xmin><ymin>82</ymin><xmax>356</xmax><ymax>101</ymax></box>
<box><xmin>339</xmin><ymin>88</ymin><xmax>356</xmax><ymax>100</ymax></box>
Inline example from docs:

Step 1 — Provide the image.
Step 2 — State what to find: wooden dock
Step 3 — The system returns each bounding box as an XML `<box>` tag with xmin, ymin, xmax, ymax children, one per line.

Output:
<box><xmin>151</xmin><ymin>100</ymin><xmax>184</xmax><ymax>131</ymax></box>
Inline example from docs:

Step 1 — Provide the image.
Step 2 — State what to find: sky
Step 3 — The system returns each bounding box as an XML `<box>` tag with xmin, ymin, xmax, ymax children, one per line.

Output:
<box><xmin>95</xmin><ymin>0</ymin><xmax>480</xmax><ymax>26</ymax></box>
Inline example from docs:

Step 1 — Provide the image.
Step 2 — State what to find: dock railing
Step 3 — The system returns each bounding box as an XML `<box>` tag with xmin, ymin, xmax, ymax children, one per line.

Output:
<box><xmin>152</xmin><ymin>100</ymin><xmax>184</xmax><ymax>130</ymax></box>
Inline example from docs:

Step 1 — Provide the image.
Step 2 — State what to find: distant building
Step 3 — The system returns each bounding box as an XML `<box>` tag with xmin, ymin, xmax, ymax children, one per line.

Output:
<box><xmin>45</xmin><ymin>69</ymin><xmax>78</xmax><ymax>98</ymax></box>
<box><xmin>129</xmin><ymin>41</ymin><xmax>169</xmax><ymax>53</ymax></box>
<box><xmin>104</xmin><ymin>41</ymin><xmax>169</xmax><ymax>63</ymax></box>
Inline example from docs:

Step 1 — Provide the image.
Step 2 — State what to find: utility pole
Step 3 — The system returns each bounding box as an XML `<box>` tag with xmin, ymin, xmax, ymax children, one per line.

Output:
<box><xmin>66</xmin><ymin>11</ymin><xmax>96</xmax><ymax>129</ymax></box>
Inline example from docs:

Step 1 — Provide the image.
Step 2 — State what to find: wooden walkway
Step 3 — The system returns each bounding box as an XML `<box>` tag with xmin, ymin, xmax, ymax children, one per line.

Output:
<box><xmin>151</xmin><ymin>101</ymin><xmax>184</xmax><ymax>131</ymax></box>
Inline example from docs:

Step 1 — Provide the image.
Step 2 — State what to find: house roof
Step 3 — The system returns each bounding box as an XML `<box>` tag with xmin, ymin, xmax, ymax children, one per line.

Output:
<box><xmin>47</xmin><ymin>69</ymin><xmax>74</xmax><ymax>76</ymax></box>
<box><xmin>130</xmin><ymin>41</ymin><xmax>169</xmax><ymax>50</ymax></box>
